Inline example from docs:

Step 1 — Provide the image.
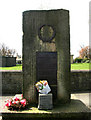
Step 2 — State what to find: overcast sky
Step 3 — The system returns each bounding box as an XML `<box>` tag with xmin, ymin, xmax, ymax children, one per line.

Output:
<box><xmin>0</xmin><ymin>0</ymin><xmax>90</xmax><ymax>58</ymax></box>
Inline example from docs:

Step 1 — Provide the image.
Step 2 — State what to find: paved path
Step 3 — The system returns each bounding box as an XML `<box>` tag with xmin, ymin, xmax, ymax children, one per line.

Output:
<box><xmin>71</xmin><ymin>93</ymin><xmax>91</xmax><ymax>109</ymax></box>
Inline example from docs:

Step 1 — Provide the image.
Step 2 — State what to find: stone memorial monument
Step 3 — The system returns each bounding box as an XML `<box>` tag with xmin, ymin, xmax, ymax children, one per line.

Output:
<box><xmin>1</xmin><ymin>9</ymin><xmax>90</xmax><ymax>120</ymax></box>
<box><xmin>23</xmin><ymin>9</ymin><xmax>70</xmax><ymax>104</ymax></box>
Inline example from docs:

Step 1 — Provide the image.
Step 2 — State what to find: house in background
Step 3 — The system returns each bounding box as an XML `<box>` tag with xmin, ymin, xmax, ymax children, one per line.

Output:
<box><xmin>0</xmin><ymin>56</ymin><xmax>16</xmax><ymax>67</ymax></box>
<box><xmin>16</xmin><ymin>56</ymin><xmax>22</xmax><ymax>64</ymax></box>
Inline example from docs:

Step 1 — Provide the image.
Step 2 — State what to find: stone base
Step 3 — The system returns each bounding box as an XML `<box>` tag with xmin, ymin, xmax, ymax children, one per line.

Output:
<box><xmin>1</xmin><ymin>100</ymin><xmax>91</xmax><ymax>120</ymax></box>
<box><xmin>38</xmin><ymin>93</ymin><xmax>53</xmax><ymax>110</ymax></box>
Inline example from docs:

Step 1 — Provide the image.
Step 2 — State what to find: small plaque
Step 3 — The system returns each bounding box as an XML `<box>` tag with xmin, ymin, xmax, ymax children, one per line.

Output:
<box><xmin>38</xmin><ymin>93</ymin><xmax>53</xmax><ymax>110</ymax></box>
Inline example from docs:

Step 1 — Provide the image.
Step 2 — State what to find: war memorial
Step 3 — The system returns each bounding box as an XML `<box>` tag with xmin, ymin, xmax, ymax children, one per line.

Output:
<box><xmin>1</xmin><ymin>9</ymin><xmax>91</xmax><ymax>120</ymax></box>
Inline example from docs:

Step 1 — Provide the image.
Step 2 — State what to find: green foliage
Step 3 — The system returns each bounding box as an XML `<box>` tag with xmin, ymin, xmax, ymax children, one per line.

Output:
<box><xmin>82</xmin><ymin>58</ymin><xmax>88</xmax><ymax>63</ymax></box>
<box><xmin>74</xmin><ymin>57</ymin><xmax>91</xmax><ymax>63</ymax></box>
<box><xmin>74</xmin><ymin>57</ymin><xmax>83</xmax><ymax>63</ymax></box>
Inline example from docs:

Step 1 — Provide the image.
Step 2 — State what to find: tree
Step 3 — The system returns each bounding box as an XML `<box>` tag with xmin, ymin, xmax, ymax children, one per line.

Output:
<box><xmin>79</xmin><ymin>46</ymin><xmax>90</xmax><ymax>59</ymax></box>
<box><xmin>0</xmin><ymin>43</ymin><xmax>16</xmax><ymax>57</ymax></box>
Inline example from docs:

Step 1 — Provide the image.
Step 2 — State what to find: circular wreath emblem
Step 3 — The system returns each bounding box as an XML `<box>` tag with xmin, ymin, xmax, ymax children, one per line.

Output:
<box><xmin>38</xmin><ymin>25</ymin><xmax>56</xmax><ymax>42</ymax></box>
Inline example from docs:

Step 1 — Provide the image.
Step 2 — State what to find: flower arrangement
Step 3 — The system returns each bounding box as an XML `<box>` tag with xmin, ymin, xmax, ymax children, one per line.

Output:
<box><xmin>35</xmin><ymin>80</ymin><xmax>51</xmax><ymax>94</ymax></box>
<box><xmin>4</xmin><ymin>94</ymin><xmax>28</xmax><ymax>110</ymax></box>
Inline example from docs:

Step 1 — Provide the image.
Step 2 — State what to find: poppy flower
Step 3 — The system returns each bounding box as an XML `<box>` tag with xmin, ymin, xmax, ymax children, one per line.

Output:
<box><xmin>20</xmin><ymin>99</ymin><xmax>26</xmax><ymax>107</ymax></box>
<box><xmin>5</xmin><ymin>100</ymin><xmax>12</xmax><ymax>107</ymax></box>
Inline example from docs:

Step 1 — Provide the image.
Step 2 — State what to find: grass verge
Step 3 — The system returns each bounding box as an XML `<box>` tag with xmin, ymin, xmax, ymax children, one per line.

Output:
<box><xmin>0</xmin><ymin>64</ymin><xmax>22</xmax><ymax>70</ymax></box>
<box><xmin>71</xmin><ymin>63</ymin><xmax>90</xmax><ymax>70</ymax></box>
<box><xmin>0</xmin><ymin>63</ymin><xmax>90</xmax><ymax>71</ymax></box>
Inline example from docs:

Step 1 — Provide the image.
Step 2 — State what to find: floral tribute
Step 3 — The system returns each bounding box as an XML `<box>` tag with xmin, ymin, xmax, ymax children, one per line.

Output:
<box><xmin>4</xmin><ymin>94</ymin><xmax>28</xmax><ymax>110</ymax></box>
<box><xmin>35</xmin><ymin>80</ymin><xmax>51</xmax><ymax>94</ymax></box>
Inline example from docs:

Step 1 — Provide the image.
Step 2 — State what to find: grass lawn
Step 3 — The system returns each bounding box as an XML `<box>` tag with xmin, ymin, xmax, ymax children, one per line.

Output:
<box><xmin>0</xmin><ymin>64</ymin><xmax>22</xmax><ymax>70</ymax></box>
<box><xmin>0</xmin><ymin>63</ymin><xmax>90</xmax><ymax>70</ymax></box>
<box><xmin>71</xmin><ymin>63</ymin><xmax>91</xmax><ymax>70</ymax></box>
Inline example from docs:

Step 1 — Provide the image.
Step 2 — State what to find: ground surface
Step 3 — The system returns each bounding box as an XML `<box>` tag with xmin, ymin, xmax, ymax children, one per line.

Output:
<box><xmin>0</xmin><ymin>93</ymin><xmax>91</xmax><ymax>120</ymax></box>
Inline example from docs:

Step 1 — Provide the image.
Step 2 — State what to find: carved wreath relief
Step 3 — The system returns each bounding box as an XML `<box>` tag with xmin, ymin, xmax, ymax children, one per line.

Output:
<box><xmin>38</xmin><ymin>25</ymin><xmax>56</xmax><ymax>42</ymax></box>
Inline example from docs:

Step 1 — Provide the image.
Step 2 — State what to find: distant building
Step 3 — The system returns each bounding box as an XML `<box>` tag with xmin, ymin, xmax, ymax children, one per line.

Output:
<box><xmin>70</xmin><ymin>55</ymin><xmax>74</xmax><ymax>64</ymax></box>
<box><xmin>0</xmin><ymin>56</ymin><xmax>16</xmax><ymax>67</ymax></box>
<box><xmin>16</xmin><ymin>57</ymin><xmax>22</xmax><ymax>64</ymax></box>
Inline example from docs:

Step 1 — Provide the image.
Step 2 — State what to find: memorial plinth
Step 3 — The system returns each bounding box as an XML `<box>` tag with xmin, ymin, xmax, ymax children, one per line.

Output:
<box><xmin>1</xmin><ymin>100</ymin><xmax>91</xmax><ymax>120</ymax></box>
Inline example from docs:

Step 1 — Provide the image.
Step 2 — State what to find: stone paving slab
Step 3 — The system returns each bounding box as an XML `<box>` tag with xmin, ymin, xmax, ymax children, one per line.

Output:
<box><xmin>71</xmin><ymin>93</ymin><xmax>91</xmax><ymax>108</ymax></box>
<box><xmin>0</xmin><ymin>94</ymin><xmax>91</xmax><ymax>120</ymax></box>
<box><xmin>0</xmin><ymin>99</ymin><xmax>91</xmax><ymax>119</ymax></box>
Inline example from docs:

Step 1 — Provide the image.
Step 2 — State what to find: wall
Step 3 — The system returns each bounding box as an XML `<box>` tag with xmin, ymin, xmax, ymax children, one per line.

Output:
<box><xmin>1</xmin><ymin>70</ymin><xmax>91</xmax><ymax>95</ymax></box>
<box><xmin>6</xmin><ymin>57</ymin><xmax>16</xmax><ymax>67</ymax></box>
<box><xmin>71</xmin><ymin>70</ymin><xmax>91</xmax><ymax>92</ymax></box>
<box><xmin>2</xmin><ymin>71</ymin><xmax>23</xmax><ymax>95</ymax></box>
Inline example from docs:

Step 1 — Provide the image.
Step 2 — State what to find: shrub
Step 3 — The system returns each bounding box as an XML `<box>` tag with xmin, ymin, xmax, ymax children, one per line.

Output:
<box><xmin>82</xmin><ymin>58</ymin><xmax>88</xmax><ymax>63</ymax></box>
<box><xmin>74</xmin><ymin>58</ymin><xmax>83</xmax><ymax>63</ymax></box>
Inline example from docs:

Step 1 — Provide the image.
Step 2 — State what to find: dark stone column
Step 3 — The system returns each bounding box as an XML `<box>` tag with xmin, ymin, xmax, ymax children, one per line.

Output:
<box><xmin>23</xmin><ymin>9</ymin><xmax>70</xmax><ymax>103</ymax></box>
<box><xmin>56</xmin><ymin>10</ymin><xmax>71</xmax><ymax>103</ymax></box>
